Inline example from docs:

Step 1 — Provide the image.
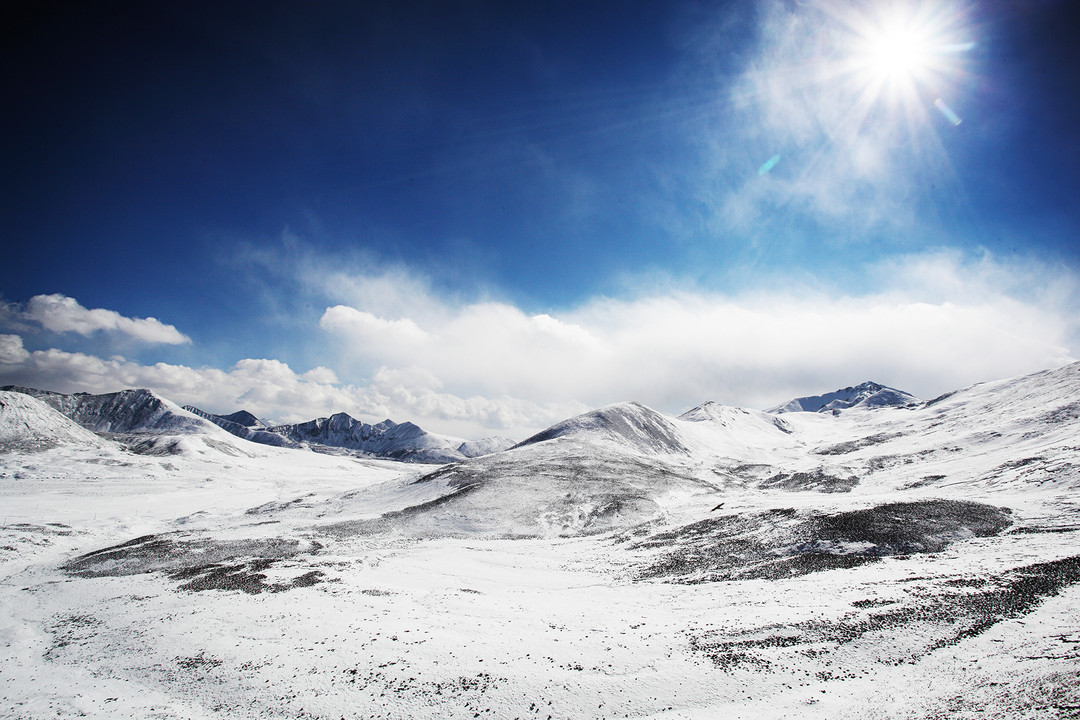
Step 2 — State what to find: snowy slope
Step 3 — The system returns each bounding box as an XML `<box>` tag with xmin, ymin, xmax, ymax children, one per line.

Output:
<box><xmin>0</xmin><ymin>390</ymin><xmax>110</xmax><ymax>452</ymax></box>
<box><xmin>2</xmin><ymin>363</ymin><xmax>1080</xmax><ymax>720</ymax></box>
<box><xmin>2</xmin><ymin>386</ymin><xmax>263</xmax><ymax>458</ymax></box>
<box><xmin>768</xmin><ymin>380</ymin><xmax>920</xmax><ymax>413</ymax></box>
<box><xmin>514</xmin><ymin>401</ymin><xmax>690</xmax><ymax>455</ymax></box>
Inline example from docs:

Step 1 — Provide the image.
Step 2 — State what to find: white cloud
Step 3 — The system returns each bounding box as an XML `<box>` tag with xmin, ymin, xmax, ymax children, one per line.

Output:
<box><xmin>302</xmin><ymin>366</ymin><xmax>339</xmax><ymax>384</ymax></box>
<box><xmin>0</xmin><ymin>334</ymin><xmax>30</xmax><ymax>365</ymax></box>
<box><xmin>21</xmin><ymin>294</ymin><xmax>190</xmax><ymax>345</ymax></box>
<box><xmin>316</xmin><ymin>250</ymin><xmax>1078</xmax><ymax>418</ymax></box>
<box><xmin>319</xmin><ymin>306</ymin><xmax>428</xmax><ymax>360</ymax></box>
<box><xmin>0</xmin><ymin>344</ymin><xmax>578</xmax><ymax>440</ymax></box>
<box><xmin>1</xmin><ymin>250</ymin><xmax>1076</xmax><ymax>438</ymax></box>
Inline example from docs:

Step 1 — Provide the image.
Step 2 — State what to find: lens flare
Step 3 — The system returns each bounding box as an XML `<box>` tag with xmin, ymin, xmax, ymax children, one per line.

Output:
<box><xmin>934</xmin><ymin>98</ymin><xmax>963</xmax><ymax>126</ymax></box>
<box><xmin>758</xmin><ymin>154</ymin><xmax>782</xmax><ymax>175</ymax></box>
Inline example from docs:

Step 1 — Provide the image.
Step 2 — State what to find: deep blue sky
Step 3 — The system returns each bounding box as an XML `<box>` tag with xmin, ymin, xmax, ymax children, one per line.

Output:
<box><xmin>2</xmin><ymin>0</ymin><xmax>1079</xmax><ymax>434</ymax></box>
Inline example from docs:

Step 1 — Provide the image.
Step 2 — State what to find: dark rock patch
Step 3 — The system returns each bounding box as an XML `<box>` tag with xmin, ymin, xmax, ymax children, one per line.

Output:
<box><xmin>759</xmin><ymin>469</ymin><xmax>859</xmax><ymax>493</ymax></box>
<box><xmin>690</xmin><ymin>554</ymin><xmax>1080</xmax><ymax>671</ymax></box>
<box><xmin>631</xmin><ymin>499</ymin><xmax>1012</xmax><ymax>583</ymax></box>
<box><xmin>812</xmin><ymin>433</ymin><xmax>900</xmax><ymax>456</ymax></box>
<box><xmin>63</xmin><ymin>533</ymin><xmax>321</xmax><ymax>585</ymax></box>
<box><xmin>171</xmin><ymin>562</ymin><xmax>325</xmax><ymax>594</ymax></box>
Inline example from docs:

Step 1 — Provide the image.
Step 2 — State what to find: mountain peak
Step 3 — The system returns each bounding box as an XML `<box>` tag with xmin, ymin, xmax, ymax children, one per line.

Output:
<box><xmin>219</xmin><ymin>410</ymin><xmax>264</xmax><ymax>428</ymax></box>
<box><xmin>768</xmin><ymin>381</ymin><xmax>920</xmax><ymax>414</ymax></box>
<box><xmin>514</xmin><ymin>401</ymin><xmax>689</xmax><ymax>455</ymax></box>
<box><xmin>266</xmin><ymin>413</ymin><xmax>461</xmax><ymax>463</ymax></box>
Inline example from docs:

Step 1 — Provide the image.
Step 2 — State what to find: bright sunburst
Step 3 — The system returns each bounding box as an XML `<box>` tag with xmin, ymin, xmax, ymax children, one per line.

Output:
<box><xmin>869</xmin><ymin>23</ymin><xmax>932</xmax><ymax>79</ymax></box>
<box><xmin>838</xmin><ymin>1</ymin><xmax>973</xmax><ymax>119</ymax></box>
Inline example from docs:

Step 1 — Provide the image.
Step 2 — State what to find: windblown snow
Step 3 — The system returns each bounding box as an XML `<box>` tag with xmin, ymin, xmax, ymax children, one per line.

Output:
<box><xmin>3</xmin><ymin>364</ymin><xmax>1080</xmax><ymax>719</ymax></box>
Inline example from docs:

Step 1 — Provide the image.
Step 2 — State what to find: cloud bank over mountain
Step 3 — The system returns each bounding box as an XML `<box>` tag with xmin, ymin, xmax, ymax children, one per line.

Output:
<box><xmin>1</xmin><ymin>250</ymin><xmax>1076</xmax><ymax>438</ymax></box>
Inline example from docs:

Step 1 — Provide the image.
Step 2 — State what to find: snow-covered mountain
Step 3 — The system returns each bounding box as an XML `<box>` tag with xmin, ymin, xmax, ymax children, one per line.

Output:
<box><xmin>4</xmin><ymin>386</ymin><xmax>211</xmax><ymax>435</ymax></box>
<box><xmin>767</xmin><ymin>380</ymin><xmax>920</xmax><ymax>413</ymax></box>
<box><xmin>0</xmin><ymin>390</ymin><xmax>110</xmax><ymax>452</ymax></box>
<box><xmin>1</xmin><ymin>386</ymin><xmax>259</xmax><ymax>457</ymax></box>
<box><xmin>183</xmin><ymin>405</ymin><xmax>300</xmax><ymax>448</ymax></box>
<box><xmin>266</xmin><ymin>412</ymin><xmax>466</xmax><ymax>464</ymax></box>
<box><xmin>679</xmin><ymin>400</ymin><xmax>794</xmax><ymax>433</ymax></box>
<box><xmin>219</xmin><ymin>410</ymin><xmax>265</xmax><ymax>428</ymax></box>
<box><xmin>4</xmin><ymin>362</ymin><xmax>1080</xmax><ymax>719</ymax></box>
<box><xmin>514</xmin><ymin>401</ymin><xmax>690</xmax><ymax>455</ymax></box>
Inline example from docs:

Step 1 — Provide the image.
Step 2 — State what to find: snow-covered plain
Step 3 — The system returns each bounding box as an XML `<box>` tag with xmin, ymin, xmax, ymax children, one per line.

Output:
<box><xmin>2</xmin><ymin>364</ymin><xmax>1080</xmax><ymax>719</ymax></box>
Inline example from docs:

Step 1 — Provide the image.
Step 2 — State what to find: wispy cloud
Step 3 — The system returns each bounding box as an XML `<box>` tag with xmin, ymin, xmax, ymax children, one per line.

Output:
<box><xmin>6</xmin><ymin>294</ymin><xmax>191</xmax><ymax>345</ymax></box>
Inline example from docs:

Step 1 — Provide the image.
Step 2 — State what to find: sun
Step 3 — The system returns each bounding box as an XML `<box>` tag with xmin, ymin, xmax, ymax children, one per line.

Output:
<box><xmin>838</xmin><ymin>1</ymin><xmax>972</xmax><ymax>114</ymax></box>
<box><xmin>869</xmin><ymin>24</ymin><xmax>931</xmax><ymax>80</ymax></box>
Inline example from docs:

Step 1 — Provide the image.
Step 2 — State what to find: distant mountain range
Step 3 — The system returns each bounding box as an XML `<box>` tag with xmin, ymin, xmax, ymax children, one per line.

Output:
<box><xmin>0</xmin><ymin>385</ymin><xmax>513</xmax><ymax>463</ymax></box>
<box><xmin>186</xmin><ymin>406</ymin><xmax>514</xmax><ymax>463</ymax></box>
<box><xmin>0</xmin><ymin>377</ymin><xmax>930</xmax><ymax>465</ymax></box>
<box><xmin>3</xmin><ymin>363</ymin><xmax>1080</xmax><ymax>537</ymax></box>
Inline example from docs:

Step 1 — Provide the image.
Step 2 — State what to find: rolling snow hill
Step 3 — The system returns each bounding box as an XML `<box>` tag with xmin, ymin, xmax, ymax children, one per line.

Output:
<box><xmin>514</xmin><ymin>401</ymin><xmax>691</xmax><ymax>455</ymax></box>
<box><xmin>455</xmin><ymin>436</ymin><xmax>515</xmax><ymax>458</ymax></box>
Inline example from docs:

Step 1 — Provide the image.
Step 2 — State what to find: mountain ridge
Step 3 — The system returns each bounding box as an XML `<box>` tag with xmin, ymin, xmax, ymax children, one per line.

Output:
<box><xmin>187</xmin><ymin>405</ymin><xmax>513</xmax><ymax>462</ymax></box>
<box><xmin>183</xmin><ymin>405</ymin><xmax>300</xmax><ymax>448</ymax></box>
<box><xmin>513</xmin><ymin>401</ymin><xmax>690</xmax><ymax>456</ymax></box>
<box><xmin>767</xmin><ymin>381</ymin><xmax>920</xmax><ymax>414</ymax></box>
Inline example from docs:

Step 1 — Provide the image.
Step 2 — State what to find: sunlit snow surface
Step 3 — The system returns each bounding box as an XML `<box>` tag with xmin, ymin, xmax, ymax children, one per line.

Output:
<box><xmin>3</xmin><ymin>365</ymin><xmax>1080</xmax><ymax>719</ymax></box>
